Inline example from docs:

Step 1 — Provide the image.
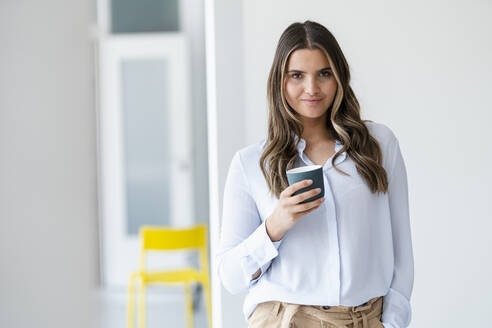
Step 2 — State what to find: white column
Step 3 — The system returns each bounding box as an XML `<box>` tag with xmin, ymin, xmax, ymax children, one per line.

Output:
<box><xmin>205</xmin><ymin>0</ymin><xmax>247</xmax><ymax>327</ymax></box>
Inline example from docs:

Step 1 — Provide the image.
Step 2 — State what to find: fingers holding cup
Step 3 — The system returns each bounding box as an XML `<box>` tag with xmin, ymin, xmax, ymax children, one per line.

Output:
<box><xmin>286</xmin><ymin>165</ymin><xmax>325</xmax><ymax>204</ymax></box>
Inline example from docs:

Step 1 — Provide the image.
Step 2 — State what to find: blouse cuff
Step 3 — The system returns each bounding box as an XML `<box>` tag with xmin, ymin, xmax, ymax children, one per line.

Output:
<box><xmin>239</xmin><ymin>220</ymin><xmax>283</xmax><ymax>283</ymax></box>
<box><xmin>381</xmin><ymin>287</ymin><xmax>412</xmax><ymax>328</ymax></box>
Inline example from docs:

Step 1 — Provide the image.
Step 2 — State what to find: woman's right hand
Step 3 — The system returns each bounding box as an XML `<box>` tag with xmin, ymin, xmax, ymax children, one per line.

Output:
<box><xmin>265</xmin><ymin>179</ymin><xmax>325</xmax><ymax>242</ymax></box>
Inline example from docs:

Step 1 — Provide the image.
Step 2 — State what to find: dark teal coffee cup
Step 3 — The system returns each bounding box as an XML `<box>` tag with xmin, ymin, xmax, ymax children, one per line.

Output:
<box><xmin>286</xmin><ymin>165</ymin><xmax>324</xmax><ymax>204</ymax></box>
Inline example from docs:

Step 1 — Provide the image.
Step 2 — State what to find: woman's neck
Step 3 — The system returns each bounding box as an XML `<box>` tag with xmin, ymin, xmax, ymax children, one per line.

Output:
<box><xmin>301</xmin><ymin>119</ymin><xmax>334</xmax><ymax>145</ymax></box>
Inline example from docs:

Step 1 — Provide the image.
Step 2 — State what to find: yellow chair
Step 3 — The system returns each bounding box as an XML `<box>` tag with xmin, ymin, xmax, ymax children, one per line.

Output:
<box><xmin>126</xmin><ymin>224</ymin><xmax>212</xmax><ymax>328</ymax></box>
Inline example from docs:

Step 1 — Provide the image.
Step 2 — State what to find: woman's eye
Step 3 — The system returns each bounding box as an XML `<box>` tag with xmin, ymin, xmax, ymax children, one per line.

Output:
<box><xmin>290</xmin><ymin>72</ymin><xmax>330</xmax><ymax>79</ymax></box>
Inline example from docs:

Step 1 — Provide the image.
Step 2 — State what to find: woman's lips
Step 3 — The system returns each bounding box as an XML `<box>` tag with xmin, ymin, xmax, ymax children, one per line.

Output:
<box><xmin>302</xmin><ymin>99</ymin><xmax>322</xmax><ymax>104</ymax></box>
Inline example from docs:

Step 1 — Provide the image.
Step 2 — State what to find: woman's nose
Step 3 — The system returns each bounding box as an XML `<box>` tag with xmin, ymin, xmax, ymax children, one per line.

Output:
<box><xmin>305</xmin><ymin>76</ymin><xmax>320</xmax><ymax>95</ymax></box>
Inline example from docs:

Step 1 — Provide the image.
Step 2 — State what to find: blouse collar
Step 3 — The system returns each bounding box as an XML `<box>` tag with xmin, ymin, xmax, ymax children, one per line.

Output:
<box><xmin>292</xmin><ymin>132</ymin><xmax>347</xmax><ymax>170</ymax></box>
<box><xmin>260</xmin><ymin>132</ymin><xmax>348</xmax><ymax>170</ymax></box>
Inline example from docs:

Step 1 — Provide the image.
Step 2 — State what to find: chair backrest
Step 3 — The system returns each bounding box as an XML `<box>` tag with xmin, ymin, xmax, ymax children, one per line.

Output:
<box><xmin>138</xmin><ymin>224</ymin><xmax>209</xmax><ymax>273</ymax></box>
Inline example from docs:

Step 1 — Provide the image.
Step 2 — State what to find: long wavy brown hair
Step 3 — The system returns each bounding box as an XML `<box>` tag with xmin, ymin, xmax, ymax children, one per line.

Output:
<box><xmin>259</xmin><ymin>20</ymin><xmax>389</xmax><ymax>199</ymax></box>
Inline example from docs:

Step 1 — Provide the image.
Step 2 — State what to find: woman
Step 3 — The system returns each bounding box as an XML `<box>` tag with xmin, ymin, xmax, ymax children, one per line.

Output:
<box><xmin>216</xmin><ymin>20</ymin><xmax>414</xmax><ymax>328</ymax></box>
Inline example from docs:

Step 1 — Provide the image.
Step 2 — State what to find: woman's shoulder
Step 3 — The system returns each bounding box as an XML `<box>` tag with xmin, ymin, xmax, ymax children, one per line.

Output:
<box><xmin>234</xmin><ymin>139</ymin><xmax>266</xmax><ymax>167</ymax></box>
<box><xmin>363</xmin><ymin>120</ymin><xmax>398</xmax><ymax>145</ymax></box>
<box><xmin>228</xmin><ymin>139</ymin><xmax>266</xmax><ymax>185</ymax></box>
<box><xmin>363</xmin><ymin>120</ymin><xmax>400</xmax><ymax>172</ymax></box>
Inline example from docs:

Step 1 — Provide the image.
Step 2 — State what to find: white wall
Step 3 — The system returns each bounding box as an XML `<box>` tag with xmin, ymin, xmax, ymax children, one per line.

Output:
<box><xmin>181</xmin><ymin>0</ymin><xmax>210</xmax><ymax>225</ymax></box>
<box><xmin>215</xmin><ymin>0</ymin><xmax>492</xmax><ymax>327</ymax></box>
<box><xmin>0</xmin><ymin>1</ymin><xmax>97</xmax><ymax>328</ymax></box>
<box><xmin>205</xmin><ymin>0</ymin><xmax>248</xmax><ymax>327</ymax></box>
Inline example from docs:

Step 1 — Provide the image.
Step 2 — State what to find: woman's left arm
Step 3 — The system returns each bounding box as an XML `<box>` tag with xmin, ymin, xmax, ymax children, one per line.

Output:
<box><xmin>381</xmin><ymin>136</ymin><xmax>415</xmax><ymax>328</ymax></box>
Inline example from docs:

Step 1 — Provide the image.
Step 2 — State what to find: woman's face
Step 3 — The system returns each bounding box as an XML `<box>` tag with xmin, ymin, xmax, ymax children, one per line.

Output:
<box><xmin>284</xmin><ymin>48</ymin><xmax>337</xmax><ymax>121</ymax></box>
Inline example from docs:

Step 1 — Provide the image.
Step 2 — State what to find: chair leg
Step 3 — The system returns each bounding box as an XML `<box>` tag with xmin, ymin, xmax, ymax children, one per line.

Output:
<box><xmin>202</xmin><ymin>279</ymin><xmax>212</xmax><ymax>328</ymax></box>
<box><xmin>184</xmin><ymin>283</ymin><xmax>194</xmax><ymax>328</ymax></box>
<box><xmin>192</xmin><ymin>284</ymin><xmax>202</xmax><ymax>311</ymax></box>
<box><xmin>138</xmin><ymin>277</ymin><xmax>146</xmax><ymax>328</ymax></box>
<box><xmin>127</xmin><ymin>274</ymin><xmax>136</xmax><ymax>328</ymax></box>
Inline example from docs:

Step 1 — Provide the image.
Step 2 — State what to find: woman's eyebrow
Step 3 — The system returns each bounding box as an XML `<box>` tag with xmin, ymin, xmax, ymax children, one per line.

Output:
<box><xmin>287</xmin><ymin>67</ymin><xmax>332</xmax><ymax>73</ymax></box>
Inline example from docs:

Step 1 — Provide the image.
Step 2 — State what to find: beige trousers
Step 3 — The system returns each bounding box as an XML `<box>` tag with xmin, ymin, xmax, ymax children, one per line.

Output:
<box><xmin>247</xmin><ymin>296</ymin><xmax>384</xmax><ymax>328</ymax></box>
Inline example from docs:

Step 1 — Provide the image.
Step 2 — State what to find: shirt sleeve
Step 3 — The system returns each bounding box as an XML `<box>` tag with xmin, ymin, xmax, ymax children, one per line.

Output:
<box><xmin>381</xmin><ymin>137</ymin><xmax>415</xmax><ymax>328</ymax></box>
<box><xmin>215</xmin><ymin>151</ymin><xmax>283</xmax><ymax>295</ymax></box>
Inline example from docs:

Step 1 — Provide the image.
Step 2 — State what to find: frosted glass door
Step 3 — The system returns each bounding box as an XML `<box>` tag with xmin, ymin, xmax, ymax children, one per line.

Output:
<box><xmin>122</xmin><ymin>58</ymin><xmax>172</xmax><ymax>235</ymax></box>
<box><xmin>98</xmin><ymin>34</ymin><xmax>194</xmax><ymax>287</ymax></box>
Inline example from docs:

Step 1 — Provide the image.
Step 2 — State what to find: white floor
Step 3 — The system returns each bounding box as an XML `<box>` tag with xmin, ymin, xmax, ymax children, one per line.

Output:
<box><xmin>92</xmin><ymin>284</ymin><xmax>209</xmax><ymax>328</ymax></box>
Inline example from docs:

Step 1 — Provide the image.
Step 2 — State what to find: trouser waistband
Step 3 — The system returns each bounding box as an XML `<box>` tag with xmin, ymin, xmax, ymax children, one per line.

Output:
<box><xmin>273</xmin><ymin>296</ymin><xmax>383</xmax><ymax>328</ymax></box>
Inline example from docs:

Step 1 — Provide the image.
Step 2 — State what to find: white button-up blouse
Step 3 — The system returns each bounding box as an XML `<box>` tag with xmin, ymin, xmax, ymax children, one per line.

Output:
<box><xmin>216</xmin><ymin>121</ymin><xmax>414</xmax><ymax>328</ymax></box>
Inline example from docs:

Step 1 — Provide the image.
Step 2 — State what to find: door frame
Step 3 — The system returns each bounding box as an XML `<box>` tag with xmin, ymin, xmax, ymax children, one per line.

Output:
<box><xmin>97</xmin><ymin>33</ymin><xmax>194</xmax><ymax>287</ymax></box>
